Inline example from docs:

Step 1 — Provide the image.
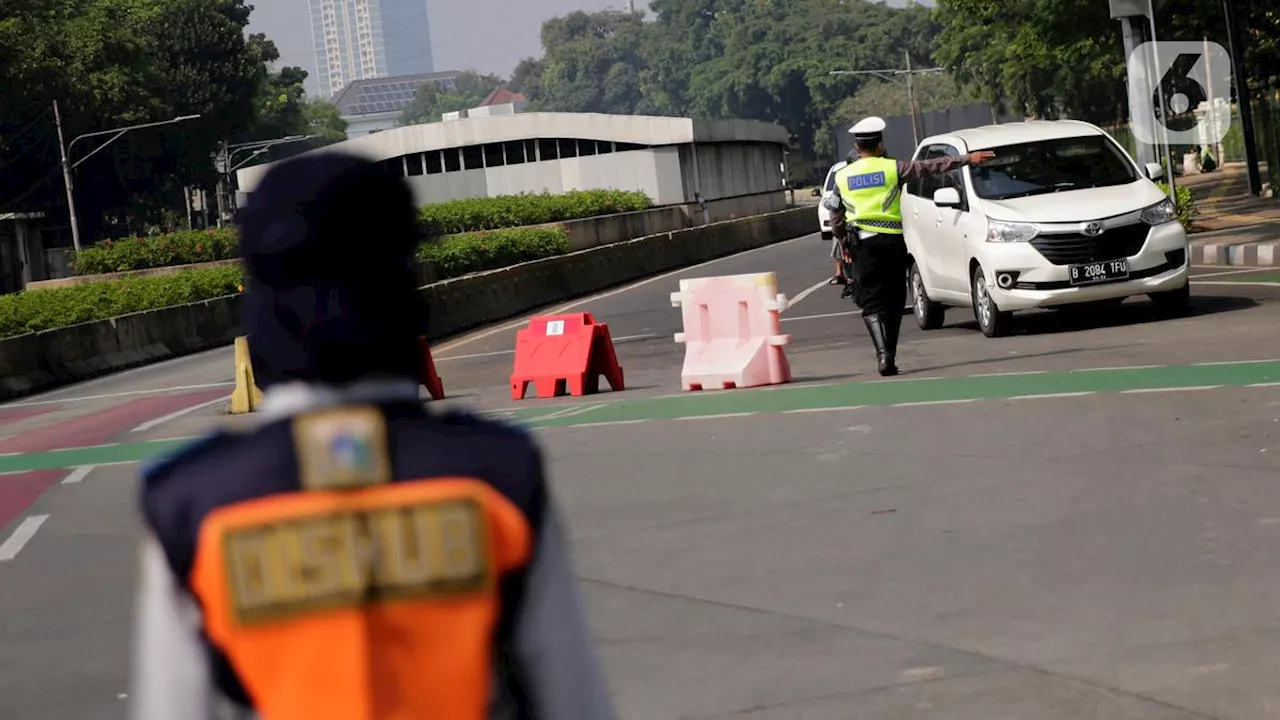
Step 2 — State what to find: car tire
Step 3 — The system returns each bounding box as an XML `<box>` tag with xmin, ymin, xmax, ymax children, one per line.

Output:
<box><xmin>971</xmin><ymin>265</ymin><xmax>1012</xmax><ymax>338</ymax></box>
<box><xmin>1149</xmin><ymin>283</ymin><xmax>1191</xmax><ymax>317</ymax></box>
<box><xmin>910</xmin><ymin>262</ymin><xmax>946</xmax><ymax>330</ymax></box>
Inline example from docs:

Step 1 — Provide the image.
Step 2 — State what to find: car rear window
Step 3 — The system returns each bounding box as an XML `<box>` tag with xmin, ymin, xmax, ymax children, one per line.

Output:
<box><xmin>970</xmin><ymin>135</ymin><xmax>1139</xmax><ymax>200</ymax></box>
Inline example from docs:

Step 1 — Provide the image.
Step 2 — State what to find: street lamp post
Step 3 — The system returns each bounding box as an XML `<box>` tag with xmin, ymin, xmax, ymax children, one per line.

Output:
<box><xmin>829</xmin><ymin>55</ymin><xmax>944</xmax><ymax>147</ymax></box>
<box><xmin>215</xmin><ymin>135</ymin><xmax>320</xmax><ymax>222</ymax></box>
<box><xmin>54</xmin><ymin>104</ymin><xmax>201</xmax><ymax>251</ymax></box>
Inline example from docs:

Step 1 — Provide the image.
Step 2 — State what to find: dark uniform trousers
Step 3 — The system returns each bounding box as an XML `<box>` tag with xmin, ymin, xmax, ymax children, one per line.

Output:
<box><xmin>852</xmin><ymin>231</ymin><xmax>907</xmax><ymax>363</ymax></box>
<box><xmin>136</xmin><ymin>398</ymin><xmax>614</xmax><ymax>720</ymax></box>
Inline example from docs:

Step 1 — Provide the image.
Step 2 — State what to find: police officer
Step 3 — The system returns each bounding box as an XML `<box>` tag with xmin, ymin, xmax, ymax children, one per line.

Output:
<box><xmin>129</xmin><ymin>153</ymin><xmax>618</xmax><ymax>720</ymax></box>
<box><xmin>831</xmin><ymin>116</ymin><xmax>994</xmax><ymax>376</ymax></box>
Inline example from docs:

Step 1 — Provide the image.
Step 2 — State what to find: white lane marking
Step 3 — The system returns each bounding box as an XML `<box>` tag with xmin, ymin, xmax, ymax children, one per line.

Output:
<box><xmin>892</xmin><ymin>399</ymin><xmax>974</xmax><ymax>407</ymax></box>
<box><xmin>1189</xmin><ymin>223</ymin><xmax>1273</xmax><ymax>237</ymax></box>
<box><xmin>1072</xmin><ymin>365</ymin><xmax>1162</xmax><ymax>372</ymax></box>
<box><xmin>1192</xmin><ymin>280</ymin><xmax>1280</xmax><ymax>287</ymax></box>
<box><xmin>786</xmin><ymin>278</ymin><xmax>832</xmax><ymax>311</ymax></box>
<box><xmin>674</xmin><ymin>412</ymin><xmax>758</xmax><ymax>421</ymax></box>
<box><xmin>0</xmin><ymin>383</ymin><xmax>234</xmax><ymax>410</ymax></box>
<box><xmin>1193</xmin><ymin>358</ymin><xmax>1280</xmax><ymax>366</ymax></box>
<box><xmin>784</xmin><ymin>405</ymin><xmax>866</xmax><ymax>414</ymax></box>
<box><xmin>131</xmin><ymin>397</ymin><xmax>227</xmax><ymax>433</ymax></box>
<box><xmin>438</xmin><ymin>333</ymin><xmax>660</xmax><ymax>362</ymax></box>
<box><xmin>434</xmin><ymin>233</ymin><xmax>817</xmax><ymax>355</ymax></box>
<box><xmin>781</xmin><ymin>310</ymin><xmax>861</xmax><ymax>323</ymax></box>
<box><xmin>559</xmin><ymin>420</ymin><xmax>649</xmax><ymax>429</ymax></box>
<box><xmin>1247</xmin><ymin>382</ymin><xmax>1280</xmax><ymax>387</ymax></box>
<box><xmin>535</xmin><ymin>404</ymin><xmax>605</xmax><ymax>421</ymax></box>
<box><xmin>61</xmin><ymin>466</ymin><xmax>96</xmax><ymax>484</ymax></box>
<box><xmin>1189</xmin><ymin>267</ymin><xmax>1280</xmax><ymax>278</ymax></box>
<box><xmin>0</xmin><ymin>515</ymin><xmax>49</xmax><ymax>561</ymax></box>
<box><xmin>1121</xmin><ymin>385</ymin><xmax>1222</xmax><ymax>394</ymax></box>
<box><xmin>969</xmin><ymin>370</ymin><xmax>1047</xmax><ymax>378</ymax></box>
<box><xmin>1010</xmin><ymin>392</ymin><xmax>1097</xmax><ymax>400</ymax></box>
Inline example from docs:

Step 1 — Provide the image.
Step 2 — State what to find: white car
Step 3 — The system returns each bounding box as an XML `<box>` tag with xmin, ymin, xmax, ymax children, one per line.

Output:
<box><xmin>816</xmin><ymin>160</ymin><xmax>848</xmax><ymax>240</ymax></box>
<box><xmin>902</xmin><ymin>119</ymin><xmax>1190</xmax><ymax>338</ymax></box>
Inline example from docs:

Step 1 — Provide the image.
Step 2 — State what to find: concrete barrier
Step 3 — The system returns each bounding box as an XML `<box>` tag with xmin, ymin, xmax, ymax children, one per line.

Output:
<box><xmin>0</xmin><ymin>207</ymin><xmax>815</xmax><ymax>401</ymax></box>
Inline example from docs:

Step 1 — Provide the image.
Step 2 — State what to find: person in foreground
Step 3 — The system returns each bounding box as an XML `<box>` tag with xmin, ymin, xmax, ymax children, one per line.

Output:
<box><xmin>128</xmin><ymin>152</ymin><xmax>618</xmax><ymax>720</ymax></box>
<box><xmin>827</xmin><ymin>116</ymin><xmax>995</xmax><ymax>376</ymax></box>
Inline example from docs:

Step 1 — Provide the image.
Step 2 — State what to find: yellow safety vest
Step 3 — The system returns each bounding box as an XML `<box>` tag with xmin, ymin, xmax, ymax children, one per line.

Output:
<box><xmin>834</xmin><ymin>157</ymin><xmax>903</xmax><ymax>234</ymax></box>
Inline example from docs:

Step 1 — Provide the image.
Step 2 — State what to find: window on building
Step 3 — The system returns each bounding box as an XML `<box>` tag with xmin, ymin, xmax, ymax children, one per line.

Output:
<box><xmin>462</xmin><ymin>144</ymin><xmax>484</xmax><ymax>170</ymax></box>
<box><xmin>504</xmin><ymin>140</ymin><xmax>526</xmax><ymax>165</ymax></box>
<box><xmin>578</xmin><ymin>140</ymin><xmax>597</xmax><ymax>157</ymax></box>
<box><xmin>539</xmin><ymin>139</ymin><xmax>559</xmax><ymax>161</ymax></box>
<box><xmin>615</xmin><ymin>142</ymin><xmax>645</xmax><ymax>152</ymax></box>
<box><xmin>443</xmin><ymin>148</ymin><xmax>461</xmax><ymax>173</ymax></box>
<box><xmin>404</xmin><ymin>153</ymin><xmax>424</xmax><ymax>176</ymax></box>
<box><xmin>526</xmin><ymin>139</ymin><xmax>538</xmax><ymax>162</ymax></box>
<box><xmin>424</xmin><ymin>150</ymin><xmax>443</xmax><ymax>174</ymax></box>
<box><xmin>557</xmin><ymin>138</ymin><xmax>577</xmax><ymax>158</ymax></box>
<box><xmin>483</xmin><ymin>143</ymin><xmax>505</xmax><ymax>168</ymax></box>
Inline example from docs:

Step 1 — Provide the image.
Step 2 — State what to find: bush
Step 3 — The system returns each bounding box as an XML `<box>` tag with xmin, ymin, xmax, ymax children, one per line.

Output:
<box><xmin>418</xmin><ymin>189</ymin><xmax>651</xmax><ymax>235</ymax></box>
<box><xmin>0</xmin><ymin>265</ymin><xmax>244</xmax><ymax>340</ymax></box>
<box><xmin>72</xmin><ymin>228</ymin><xmax>238</xmax><ymax>275</ymax></box>
<box><xmin>1157</xmin><ymin>182</ymin><xmax>1197</xmax><ymax>232</ymax></box>
<box><xmin>417</xmin><ymin>227</ymin><xmax>570</xmax><ymax>279</ymax></box>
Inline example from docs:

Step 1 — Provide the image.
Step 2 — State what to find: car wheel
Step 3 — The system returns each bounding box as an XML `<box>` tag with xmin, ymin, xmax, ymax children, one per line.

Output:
<box><xmin>911</xmin><ymin>262</ymin><xmax>946</xmax><ymax>330</ymax></box>
<box><xmin>1149</xmin><ymin>283</ymin><xmax>1190</xmax><ymax>317</ymax></box>
<box><xmin>971</xmin><ymin>265</ymin><xmax>1012</xmax><ymax>338</ymax></box>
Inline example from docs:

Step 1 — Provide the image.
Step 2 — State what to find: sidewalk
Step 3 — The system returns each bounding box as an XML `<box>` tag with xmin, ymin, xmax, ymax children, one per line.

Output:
<box><xmin>1182</xmin><ymin>162</ymin><xmax>1280</xmax><ymax>266</ymax></box>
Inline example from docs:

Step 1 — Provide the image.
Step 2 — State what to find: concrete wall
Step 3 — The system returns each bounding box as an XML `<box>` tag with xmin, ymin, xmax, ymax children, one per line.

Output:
<box><xmin>0</xmin><ymin>207</ymin><xmax>816</xmax><ymax>401</ymax></box>
<box><xmin>679</xmin><ymin>143</ymin><xmax>787</xmax><ymax>202</ymax></box>
<box><xmin>402</xmin><ymin>147</ymin><xmax>687</xmax><ymax>206</ymax></box>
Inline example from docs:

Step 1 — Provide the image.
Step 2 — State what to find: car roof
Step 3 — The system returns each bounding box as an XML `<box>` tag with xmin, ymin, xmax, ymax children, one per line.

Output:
<box><xmin>920</xmin><ymin>119</ymin><xmax>1107</xmax><ymax>152</ymax></box>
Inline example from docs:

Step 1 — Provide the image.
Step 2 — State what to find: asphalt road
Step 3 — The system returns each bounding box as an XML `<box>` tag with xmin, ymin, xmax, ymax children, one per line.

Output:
<box><xmin>2</xmin><ymin>232</ymin><xmax>1280</xmax><ymax>719</ymax></box>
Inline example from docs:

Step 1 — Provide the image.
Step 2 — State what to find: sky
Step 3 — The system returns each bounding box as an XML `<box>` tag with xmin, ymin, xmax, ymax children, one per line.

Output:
<box><xmin>247</xmin><ymin>0</ymin><xmax>927</xmax><ymax>99</ymax></box>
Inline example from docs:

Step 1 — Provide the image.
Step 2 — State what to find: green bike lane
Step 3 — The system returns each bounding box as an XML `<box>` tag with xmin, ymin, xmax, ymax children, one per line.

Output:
<box><xmin>3</xmin><ymin>358</ymin><xmax>1277</xmax><ymax>474</ymax></box>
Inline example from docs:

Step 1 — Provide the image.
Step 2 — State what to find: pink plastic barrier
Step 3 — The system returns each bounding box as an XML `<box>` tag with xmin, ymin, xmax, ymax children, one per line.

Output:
<box><xmin>670</xmin><ymin>272</ymin><xmax>792</xmax><ymax>391</ymax></box>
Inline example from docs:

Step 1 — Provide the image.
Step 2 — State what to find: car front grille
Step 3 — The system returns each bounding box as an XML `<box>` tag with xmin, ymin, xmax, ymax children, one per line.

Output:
<box><xmin>1029</xmin><ymin>224</ymin><xmax>1150</xmax><ymax>265</ymax></box>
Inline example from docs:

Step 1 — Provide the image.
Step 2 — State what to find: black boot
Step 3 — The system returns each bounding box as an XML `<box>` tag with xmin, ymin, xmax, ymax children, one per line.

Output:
<box><xmin>883</xmin><ymin>310</ymin><xmax>902</xmax><ymax>372</ymax></box>
<box><xmin>862</xmin><ymin>314</ymin><xmax>898</xmax><ymax>377</ymax></box>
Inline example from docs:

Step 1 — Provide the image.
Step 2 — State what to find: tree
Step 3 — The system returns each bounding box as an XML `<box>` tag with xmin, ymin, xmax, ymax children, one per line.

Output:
<box><xmin>532</xmin><ymin>10</ymin><xmax>650</xmax><ymax>115</ymax></box>
<box><xmin>832</xmin><ymin>73</ymin><xmax>985</xmax><ymax>127</ymax></box>
<box><xmin>398</xmin><ymin>71</ymin><xmax>505</xmax><ymax>125</ymax></box>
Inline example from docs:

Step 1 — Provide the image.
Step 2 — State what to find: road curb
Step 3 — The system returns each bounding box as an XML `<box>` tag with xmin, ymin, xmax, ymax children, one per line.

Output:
<box><xmin>1190</xmin><ymin>241</ymin><xmax>1279</xmax><ymax>266</ymax></box>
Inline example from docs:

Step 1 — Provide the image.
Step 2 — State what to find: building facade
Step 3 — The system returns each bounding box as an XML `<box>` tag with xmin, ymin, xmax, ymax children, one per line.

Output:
<box><xmin>309</xmin><ymin>0</ymin><xmax>434</xmax><ymax>100</ymax></box>
<box><xmin>333</xmin><ymin>71</ymin><xmax>459</xmax><ymax>139</ymax></box>
<box><xmin>237</xmin><ymin>113</ymin><xmax>791</xmax><ymax>223</ymax></box>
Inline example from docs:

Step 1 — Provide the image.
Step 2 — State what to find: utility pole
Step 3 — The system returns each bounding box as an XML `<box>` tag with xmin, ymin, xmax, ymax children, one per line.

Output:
<box><xmin>53</xmin><ymin>101</ymin><xmax>83</xmax><ymax>252</ymax></box>
<box><xmin>829</xmin><ymin>62</ymin><xmax>943</xmax><ymax>148</ymax></box>
<box><xmin>624</xmin><ymin>0</ymin><xmax>635</xmax><ymax>11</ymax></box>
<box><xmin>904</xmin><ymin>51</ymin><xmax>920</xmax><ymax>146</ymax></box>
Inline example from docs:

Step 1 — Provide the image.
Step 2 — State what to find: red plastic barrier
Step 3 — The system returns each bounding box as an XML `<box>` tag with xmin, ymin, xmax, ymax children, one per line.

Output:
<box><xmin>509</xmin><ymin>313</ymin><xmax>625</xmax><ymax>400</ymax></box>
<box><xmin>417</xmin><ymin>336</ymin><xmax>445</xmax><ymax>400</ymax></box>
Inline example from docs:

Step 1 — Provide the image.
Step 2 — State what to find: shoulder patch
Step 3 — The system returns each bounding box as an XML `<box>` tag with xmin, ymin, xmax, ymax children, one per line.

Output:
<box><xmin>141</xmin><ymin>431</ymin><xmax>234</xmax><ymax>484</ymax></box>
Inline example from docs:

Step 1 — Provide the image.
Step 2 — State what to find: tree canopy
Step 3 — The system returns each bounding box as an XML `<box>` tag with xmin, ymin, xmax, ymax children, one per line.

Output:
<box><xmin>0</xmin><ymin>0</ymin><xmax>343</xmax><ymax>238</ymax></box>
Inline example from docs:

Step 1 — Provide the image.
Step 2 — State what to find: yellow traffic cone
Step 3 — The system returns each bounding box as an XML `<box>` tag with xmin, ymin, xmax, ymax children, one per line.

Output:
<box><xmin>229</xmin><ymin>336</ymin><xmax>263</xmax><ymax>414</ymax></box>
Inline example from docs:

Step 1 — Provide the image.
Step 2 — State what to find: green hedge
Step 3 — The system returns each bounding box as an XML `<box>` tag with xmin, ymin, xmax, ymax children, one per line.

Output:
<box><xmin>73</xmin><ymin>229</ymin><xmax>239</xmax><ymax>275</ymax></box>
<box><xmin>70</xmin><ymin>189</ymin><xmax>646</xmax><ymax>275</ymax></box>
<box><xmin>419</xmin><ymin>189</ymin><xmax>651</xmax><ymax>235</ymax></box>
<box><xmin>417</xmin><ymin>227</ymin><xmax>569</xmax><ymax>278</ymax></box>
<box><xmin>1157</xmin><ymin>182</ymin><xmax>1197</xmax><ymax>231</ymax></box>
<box><xmin>0</xmin><ymin>265</ymin><xmax>245</xmax><ymax>340</ymax></box>
<box><xmin>6</xmin><ymin>225</ymin><xmax>571</xmax><ymax>338</ymax></box>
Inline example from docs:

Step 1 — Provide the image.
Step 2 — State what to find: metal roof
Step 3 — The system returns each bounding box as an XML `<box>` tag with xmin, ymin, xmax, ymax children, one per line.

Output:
<box><xmin>332</xmin><ymin>71</ymin><xmax>460</xmax><ymax>117</ymax></box>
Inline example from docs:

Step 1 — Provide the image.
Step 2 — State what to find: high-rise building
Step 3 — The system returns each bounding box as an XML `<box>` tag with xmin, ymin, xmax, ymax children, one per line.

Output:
<box><xmin>309</xmin><ymin>0</ymin><xmax>434</xmax><ymax>99</ymax></box>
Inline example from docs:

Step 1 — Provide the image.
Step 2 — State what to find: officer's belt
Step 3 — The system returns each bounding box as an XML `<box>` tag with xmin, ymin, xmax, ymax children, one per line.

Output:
<box><xmin>853</xmin><ymin>219</ymin><xmax>903</xmax><ymax>230</ymax></box>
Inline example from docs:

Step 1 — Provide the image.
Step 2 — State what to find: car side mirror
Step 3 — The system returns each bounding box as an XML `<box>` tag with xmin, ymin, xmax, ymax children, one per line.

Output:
<box><xmin>933</xmin><ymin>187</ymin><xmax>963</xmax><ymax>207</ymax></box>
<box><xmin>810</xmin><ymin>187</ymin><xmax>822</xmax><ymax>197</ymax></box>
<box><xmin>1144</xmin><ymin>162</ymin><xmax>1165</xmax><ymax>181</ymax></box>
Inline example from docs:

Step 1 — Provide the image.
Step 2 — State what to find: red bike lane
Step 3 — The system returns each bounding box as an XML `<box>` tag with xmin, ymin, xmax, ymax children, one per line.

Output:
<box><xmin>0</xmin><ymin>389</ymin><xmax>228</xmax><ymax>533</ymax></box>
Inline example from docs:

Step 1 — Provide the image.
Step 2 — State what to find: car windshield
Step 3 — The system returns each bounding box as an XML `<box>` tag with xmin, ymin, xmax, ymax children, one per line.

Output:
<box><xmin>969</xmin><ymin>134</ymin><xmax>1139</xmax><ymax>200</ymax></box>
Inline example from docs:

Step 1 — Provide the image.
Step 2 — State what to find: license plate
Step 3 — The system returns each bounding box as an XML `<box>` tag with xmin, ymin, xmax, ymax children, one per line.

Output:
<box><xmin>1069</xmin><ymin>259</ymin><xmax>1129</xmax><ymax>286</ymax></box>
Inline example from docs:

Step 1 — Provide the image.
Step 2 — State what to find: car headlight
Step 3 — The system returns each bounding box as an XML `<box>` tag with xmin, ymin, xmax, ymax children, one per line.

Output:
<box><xmin>986</xmin><ymin>220</ymin><xmax>1039</xmax><ymax>243</ymax></box>
<box><xmin>1140</xmin><ymin>197</ymin><xmax>1177</xmax><ymax>225</ymax></box>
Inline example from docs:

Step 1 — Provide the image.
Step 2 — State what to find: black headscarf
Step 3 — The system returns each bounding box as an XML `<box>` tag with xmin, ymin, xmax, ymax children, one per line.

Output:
<box><xmin>235</xmin><ymin>152</ymin><xmax>428</xmax><ymax>389</ymax></box>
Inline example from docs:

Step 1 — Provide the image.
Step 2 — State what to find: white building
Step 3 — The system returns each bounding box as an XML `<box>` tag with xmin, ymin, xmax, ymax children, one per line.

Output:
<box><xmin>236</xmin><ymin>112</ymin><xmax>792</xmax><ymax>222</ymax></box>
<box><xmin>309</xmin><ymin>0</ymin><xmax>435</xmax><ymax>100</ymax></box>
